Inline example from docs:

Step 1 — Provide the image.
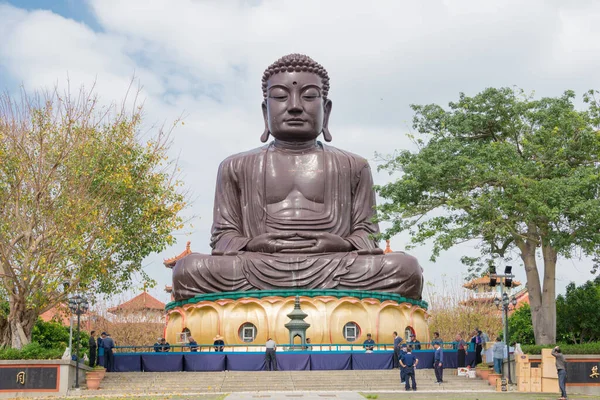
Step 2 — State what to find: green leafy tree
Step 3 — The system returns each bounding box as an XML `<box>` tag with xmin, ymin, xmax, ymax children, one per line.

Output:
<box><xmin>376</xmin><ymin>87</ymin><xmax>600</xmax><ymax>344</ymax></box>
<box><xmin>556</xmin><ymin>276</ymin><xmax>600</xmax><ymax>343</ymax></box>
<box><xmin>30</xmin><ymin>318</ymin><xmax>89</xmax><ymax>357</ymax></box>
<box><xmin>507</xmin><ymin>303</ymin><xmax>535</xmax><ymax>345</ymax></box>
<box><xmin>0</xmin><ymin>86</ymin><xmax>187</xmax><ymax>348</ymax></box>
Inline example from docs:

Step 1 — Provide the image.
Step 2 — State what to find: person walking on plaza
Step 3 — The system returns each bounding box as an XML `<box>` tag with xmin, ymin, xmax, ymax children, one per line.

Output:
<box><xmin>102</xmin><ymin>333</ymin><xmax>115</xmax><ymax>372</ymax></box>
<box><xmin>455</xmin><ymin>333</ymin><xmax>468</xmax><ymax>368</ymax></box>
<box><xmin>399</xmin><ymin>346</ymin><xmax>419</xmax><ymax>391</ymax></box>
<box><xmin>392</xmin><ymin>331</ymin><xmax>402</xmax><ymax>368</ymax></box>
<box><xmin>492</xmin><ymin>337</ymin><xmax>505</xmax><ymax>374</ymax></box>
<box><xmin>265</xmin><ymin>337</ymin><xmax>278</xmax><ymax>371</ymax></box>
<box><xmin>88</xmin><ymin>330</ymin><xmax>97</xmax><ymax>368</ymax></box>
<box><xmin>552</xmin><ymin>346</ymin><xmax>568</xmax><ymax>400</ymax></box>
<box><xmin>433</xmin><ymin>342</ymin><xmax>444</xmax><ymax>384</ymax></box>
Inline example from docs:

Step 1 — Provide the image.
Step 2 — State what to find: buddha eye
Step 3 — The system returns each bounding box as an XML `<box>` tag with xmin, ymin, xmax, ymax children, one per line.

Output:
<box><xmin>302</xmin><ymin>88</ymin><xmax>321</xmax><ymax>101</ymax></box>
<box><xmin>268</xmin><ymin>88</ymin><xmax>289</xmax><ymax>101</ymax></box>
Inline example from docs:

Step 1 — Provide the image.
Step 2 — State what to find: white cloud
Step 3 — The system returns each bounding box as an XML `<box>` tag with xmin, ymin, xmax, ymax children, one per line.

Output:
<box><xmin>1</xmin><ymin>0</ymin><xmax>599</xmax><ymax>303</ymax></box>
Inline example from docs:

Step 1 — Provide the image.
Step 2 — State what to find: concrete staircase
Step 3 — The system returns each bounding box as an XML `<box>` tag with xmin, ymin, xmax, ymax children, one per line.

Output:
<box><xmin>80</xmin><ymin>369</ymin><xmax>494</xmax><ymax>395</ymax></box>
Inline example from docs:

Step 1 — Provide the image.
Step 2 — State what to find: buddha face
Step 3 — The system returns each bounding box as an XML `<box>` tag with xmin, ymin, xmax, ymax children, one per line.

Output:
<box><xmin>263</xmin><ymin>71</ymin><xmax>332</xmax><ymax>142</ymax></box>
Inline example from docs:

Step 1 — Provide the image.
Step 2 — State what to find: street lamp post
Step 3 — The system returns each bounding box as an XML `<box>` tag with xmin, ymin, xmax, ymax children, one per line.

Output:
<box><xmin>494</xmin><ymin>292</ymin><xmax>518</xmax><ymax>384</ymax></box>
<box><xmin>68</xmin><ymin>295</ymin><xmax>89</xmax><ymax>389</ymax></box>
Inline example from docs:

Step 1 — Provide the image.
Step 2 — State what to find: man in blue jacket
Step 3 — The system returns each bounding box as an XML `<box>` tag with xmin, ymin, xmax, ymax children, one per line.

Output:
<box><xmin>102</xmin><ymin>333</ymin><xmax>115</xmax><ymax>372</ymax></box>
<box><xmin>399</xmin><ymin>346</ymin><xmax>419</xmax><ymax>391</ymax></box>
<box><xmin>433</xmin><ymin>342</ymin><xmax>444</xmax><ymax>384</ymax></box>
<box><xmin>392</xmin><ymin>331</ymin><xmax>402</xmax><ymax>368</ymax></box>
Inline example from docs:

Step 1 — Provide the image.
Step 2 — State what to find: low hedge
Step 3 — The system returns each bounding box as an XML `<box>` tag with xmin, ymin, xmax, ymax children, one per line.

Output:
<box><xmin>521</xmin><ymin>342</ymin><xmax>600</xmax><ymax>355</ymax></box>
<box><xmin>0</xmin><ymin>342</ymin><xmax>64</xmax><ymax>360</ymax></box>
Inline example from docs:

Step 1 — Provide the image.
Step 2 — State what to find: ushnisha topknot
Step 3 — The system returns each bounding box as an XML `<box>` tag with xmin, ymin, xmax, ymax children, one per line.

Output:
<box><xmin>262</xmin><ymin>53</ymin><xmax>330</xmax><ymax>100</ymax></box>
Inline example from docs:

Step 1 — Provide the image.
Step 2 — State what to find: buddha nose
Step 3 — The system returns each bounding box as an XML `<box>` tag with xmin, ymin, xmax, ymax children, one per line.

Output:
<box><xmin>288</xmin><ymin>93</ymin><xmax>302</xmax><ymax>114</ymax></box>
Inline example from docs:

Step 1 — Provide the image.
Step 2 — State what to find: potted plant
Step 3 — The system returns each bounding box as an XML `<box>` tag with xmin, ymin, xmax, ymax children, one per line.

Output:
<box><xmin>85</xmin><ymin>370</ymin><xmax>102</xmax><ymax>390</ymax></box>
<box><xmin>487</xmin><ymin>372</ymin><xmax>502</xmax><ymax>386</ymax></box>
<box><xmin>92</xmin><ymin>365</ymin><xmax>106</xmax><ymax>380</ymax></box>
<box><xmin>476</xmin><ymin>363</ymin><xmax>491</xmax><ymax>380</ymax></box>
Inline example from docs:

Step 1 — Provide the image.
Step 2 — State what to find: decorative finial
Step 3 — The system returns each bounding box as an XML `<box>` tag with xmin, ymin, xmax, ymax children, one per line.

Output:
<box><xmin>384</xmin><ymin>240</ymin><xmax>392</xmax><ymax>254</ymax></box>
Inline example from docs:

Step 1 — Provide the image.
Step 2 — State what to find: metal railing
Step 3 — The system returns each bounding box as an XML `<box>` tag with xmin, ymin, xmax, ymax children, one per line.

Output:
<box><xmin>109</xmin><ymin>341</ymin><xmax>473</xmax><ymax>354</ymax></box>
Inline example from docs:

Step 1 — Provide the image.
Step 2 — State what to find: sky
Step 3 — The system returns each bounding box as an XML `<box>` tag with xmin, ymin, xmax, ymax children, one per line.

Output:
<box><xmin>1</xmin><ymin>0</ymin><xmax>599</xmax><ymax>306</ymax></box>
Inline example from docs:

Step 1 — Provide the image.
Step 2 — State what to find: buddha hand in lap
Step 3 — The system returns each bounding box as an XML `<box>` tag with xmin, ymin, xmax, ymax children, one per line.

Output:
<box><xmin>172</xmin><ymin>54</ymin><xmax>423</xmax><ymax>301</ymax></box>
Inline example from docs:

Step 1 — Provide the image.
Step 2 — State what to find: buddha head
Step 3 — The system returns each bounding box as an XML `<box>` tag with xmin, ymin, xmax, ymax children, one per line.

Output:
<box><xmin>261</xmin><ymin>54</ymin><xmax>332</xmax><ymax>143</ymax></box>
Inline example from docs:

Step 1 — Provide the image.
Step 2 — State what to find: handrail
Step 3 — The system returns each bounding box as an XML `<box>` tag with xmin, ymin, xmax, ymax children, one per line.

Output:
<box><xmin>110</xmin><ymin>341</ymin><xmax>475</xmax><ymax>353</ymax></box>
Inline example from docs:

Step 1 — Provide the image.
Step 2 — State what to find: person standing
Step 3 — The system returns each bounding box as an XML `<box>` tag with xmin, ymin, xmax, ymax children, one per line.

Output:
<box><xmin>455</xmin><ymin>333</ymin><xmax>468</xmax><ymax>368</ymax></box>
<box><xmin>265</xmin><ymin>337</ymin><xmax>277</xmax><ymax>371</ymax></box>
<box><xmin>492</xmin><ymin>337</ymin><xmax>505</xmax><ymax>374</ymax></box>
<box><xmin>392</xmin><ymin>331</ymin><xmax>402</xmax><ymax>368</ymax></box>
<box><xmin>98</xmin><ymin>332</ymin><xmax>106</xmax><ymax>368</ymax></box>
<box><xmin>363</xmin><ymin>333</ymin><xmax>375</xmax><ymax>352</ymax></box>
<box><xmin>408</xmin><ymin>334</ymin><xmax>421</xmax><ymax>350</ymax></box>
<box><xmin>102</xmin><ymin>333</ymin><xmax>115</xmax><ymax>372</ymax></box>
<box><xmin>399</xmin><ymin>344</ymin><xmax>408</xmax><ymax>383</ymax></box>
<box><xmin>188</xmin><ymin>337</ymin><xmax>199</xmax><ymax>352</ymax></box>
<box><xmin>552</xmin><ymin>346</ymin><xmax>567</xmax><ymax>400</ymax></box>
<box><xmin>476</xmin><ymin>327</ymin><xmax>489</xmax><ymax>348</ymax></box>
<box><xmin>399</xmin><ymin>346</ymin><xmax>419</xmax><ymax>391</ymax></box>
<box><xmin>213</xmin><ymin>334</ymin><xmax>225</xmax><ymax>352</ymax></box>
<box><xmin>154</xmin><ymin>337</ymin><xmax>163</xmax><ymax>352</ymax></box>
<box><xmin>431</xmin><ymin>332</ymin><xmax>442</xmax><ymax>348</ymax></box>
<box><xmin>474</xmin><ymin>330</ymin><xmax>483</xmax><ymax>366</ymax></box>
<box><xmin>433</xmin><ymin>342</ymin><xmax>444</xmax><ymax>384</ymax></box>
<box><xmin>88</xmin><ymin>331</ymin><xmax>97</xmax><ymax>368</ymax></box>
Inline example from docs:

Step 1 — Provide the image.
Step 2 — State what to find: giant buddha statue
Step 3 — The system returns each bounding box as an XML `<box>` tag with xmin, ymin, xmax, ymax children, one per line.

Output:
<box><xmin>172</xmin><ymin>54</ymin><xmax>423</xmax><ymax>302</ymax></box>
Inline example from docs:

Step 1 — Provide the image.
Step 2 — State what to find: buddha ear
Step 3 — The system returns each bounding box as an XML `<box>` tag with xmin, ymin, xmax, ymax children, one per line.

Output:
<box><xmin>322</xmin><ymin>99</ymin><xmax>333</xmax><ymax>142</ymax></box>
<box><xmin>261</xmin><ymin>100</ymin><xmax>270</xmax><ymax>143</ymax></box>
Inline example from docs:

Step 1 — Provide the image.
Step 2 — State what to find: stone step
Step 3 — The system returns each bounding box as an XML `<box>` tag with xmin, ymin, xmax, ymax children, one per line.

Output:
<box><xmin>86</xmin><ymin>370</ymin><xmax>492</xmax><ymax>394</ymax></box>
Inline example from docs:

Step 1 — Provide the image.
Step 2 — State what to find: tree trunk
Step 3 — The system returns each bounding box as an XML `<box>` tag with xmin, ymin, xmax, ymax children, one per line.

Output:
<box><xmin>6</xmin><ymin>297</ymin><xmax>37</xmax><ymax>349</ymax></box>
<box><xmin>539</xmin><ymin>242</ymin><xmax>557</xmax><ymax>344</ymax></box>
<box><xmin>518</xmin><ymin>237</ymin><xmax>547</xmax><ymax>345</ymax></box>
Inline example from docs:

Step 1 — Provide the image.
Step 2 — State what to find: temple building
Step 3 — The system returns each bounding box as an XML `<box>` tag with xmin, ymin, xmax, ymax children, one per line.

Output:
<box><xmin>108</xmin><ymin>290</ymin><xmax>166</xmax><ymax>324</ymax></box>
<box><xmin>462</xmin><ymin>275</ymin><xmax>529</xmax><ymax>314</ymax></box>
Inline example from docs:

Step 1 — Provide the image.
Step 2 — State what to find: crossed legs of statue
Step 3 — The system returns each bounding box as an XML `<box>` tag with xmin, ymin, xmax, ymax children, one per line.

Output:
<box><xmin>172</xmin><ymin>251</ymin><xmax>423</xmax><ymax>301</ymax></box>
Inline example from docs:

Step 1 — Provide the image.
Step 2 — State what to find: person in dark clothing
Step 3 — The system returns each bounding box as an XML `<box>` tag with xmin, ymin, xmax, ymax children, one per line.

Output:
<box><xmin>154</xmin><ymin>338</ymin><xmax>162</xmax><ymax>352</ymax></box>
<box><xmin>98</xmin><ymin>332</ymin><xmax>106</xmax><ymax>367</ymax></box>
<box><xmin>188</xmin><ymin>337</ymin><xmax>199</xmax><ymax>352</ymax></box>
<box><xmin>455</xmin><ymin>333</ymin><xmax>468</xmax><ymax>368</ymax></box>
<box><xmin>265</xmin><ymin>337</ymin><xmax>277</xmax><ymax>371</ymax></box>
<box><xmin>213</xmin><ymin>334</ymin><xmax>225</xmax><ymax>352</ymax></box>
<box><xmin>400</xmin><ymin>346</ymin><xmax>419</xmax><ymax>391</ymax></box>
<box><xmin>552</xmin><ymin>346</ymin><xmax>567</xmax><ymax>400</ymax></box>
<box><xmin>433</xmin><ymin>342</ymin><xmax>444</xmax><ymax>383</ymax></box>
<box><xmin>392</xmin><ymin>331</ymin><xmax>402</xmax><ymax>368</ymax></box>
<box><xmin>363</xmin><ymin>333</ymin><xmax>375</xmax><ymax>352</ymax></box>
<box><xmin>474</xmin><ymin>330</ymin><xmax>483</xmax><ymax>366</ymax></box>
<box><xmin>399</xmin><ymin>344</ymin><xmax>408</xmax><ymax>383</ymax></box>
<box><xmin>88</xmin><ymin>331</ymin><xmax>97</xmax><ymax>368</ymax></box>
<box><xmin>102</xmin><ymin>333</ymin><xmax>115</xmax><ymax>372</ymax></box>
<box><xmin>408</xmin><ymin>334</ymin><xmax>421</xmax><ymax>350</ymax></box>
<box><xmin>159</xmin><ymin>338</ymin><xmax>171</xmax><ymax>352</ymax></box>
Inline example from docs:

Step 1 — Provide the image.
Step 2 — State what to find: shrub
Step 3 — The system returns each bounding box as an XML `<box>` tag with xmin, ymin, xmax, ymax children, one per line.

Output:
<box><xmin>0</xmin><ymin>342</ymin><xmax>63</xmax><ymax>360</ymax></box>
<box><xmin>521</xmin><ymin>342</ymin><xmax>600</xmax><ymax>355</ymax></box>
<box><xmin>32</xmin><ymin>318</ymin><xmax>88</xmax><ymax>354</ymax></box>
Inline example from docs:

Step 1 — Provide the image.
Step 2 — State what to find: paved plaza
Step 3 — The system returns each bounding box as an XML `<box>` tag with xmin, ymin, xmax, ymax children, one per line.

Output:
<box><xmin>35</xmin><ymin>391</ymin><xmax>598</xmax><ymax>400</ymax></box>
